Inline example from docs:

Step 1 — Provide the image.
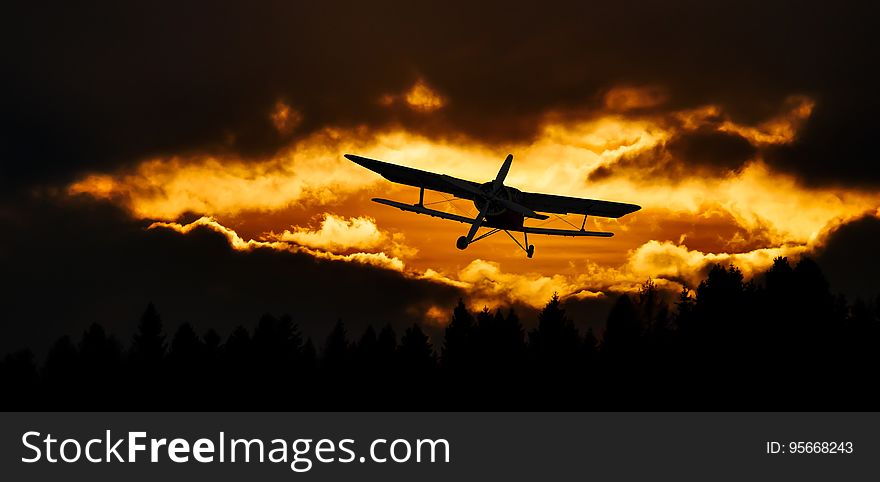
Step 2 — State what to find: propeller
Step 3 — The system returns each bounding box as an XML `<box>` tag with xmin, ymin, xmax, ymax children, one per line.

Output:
<box><xmin>494</xmin><ymin>154</ymin><xmax>513</xmax><ymax>184</ymax></box>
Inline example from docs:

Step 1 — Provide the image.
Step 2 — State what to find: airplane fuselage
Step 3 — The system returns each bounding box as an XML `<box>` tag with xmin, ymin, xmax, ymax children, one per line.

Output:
<box><xmin>474</xmin><ymin>182</ymin><xmax>525</xmax><ymax>230</ymax></box>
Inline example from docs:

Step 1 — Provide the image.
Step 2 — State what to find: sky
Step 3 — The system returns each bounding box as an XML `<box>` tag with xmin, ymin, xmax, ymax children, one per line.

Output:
<box><xmin>2</xmin><ymin>1</ymin><xmax>879</xmax><ymax>352</ymax></box>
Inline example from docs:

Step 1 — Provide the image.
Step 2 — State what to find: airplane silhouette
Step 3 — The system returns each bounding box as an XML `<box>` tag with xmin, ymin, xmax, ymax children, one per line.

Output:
<box><xmin>346</xmin><ymin>153</ymin><xmax>640</xmax><ymax>258</ymax></box>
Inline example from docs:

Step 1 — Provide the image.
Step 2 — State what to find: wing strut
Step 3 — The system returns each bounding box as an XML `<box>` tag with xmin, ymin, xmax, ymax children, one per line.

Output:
<box><xmin>502</xmin><ymin>230</ymin><xmax>535</xmax><ymax>258</ymax></box>
<box><xmin>457</xmin><ymin>226</ymin><xmax>535</xmax><ymax>258</ymax></box>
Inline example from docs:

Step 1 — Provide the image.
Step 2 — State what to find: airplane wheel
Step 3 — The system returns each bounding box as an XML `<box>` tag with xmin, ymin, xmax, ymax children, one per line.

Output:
<box><xmin>456</xmin><ymin>236</ymin><xmax>469</xmax><ymax>250</ymax></box>
<box><xmin>527</xmin><ymin>244</ymin><xmax>535</xmax><ymax>258</ymax></box>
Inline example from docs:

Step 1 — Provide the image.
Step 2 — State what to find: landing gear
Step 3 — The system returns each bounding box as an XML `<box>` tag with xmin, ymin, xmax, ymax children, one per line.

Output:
<box><xmin>456</xmin><ymin>227</ymin><xmax>536</xmax><ymax>258</ymax></box>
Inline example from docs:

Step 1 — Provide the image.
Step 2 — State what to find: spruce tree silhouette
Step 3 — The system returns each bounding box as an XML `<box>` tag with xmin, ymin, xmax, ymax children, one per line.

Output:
<box><xmin>838</xmin><ymin>295</ymin><xmax>879</xmax><ymax>402</ymax></box>
<box><xmin>761</xmin><ymin>257</ymin><xmax>797</xmax><ymax>364</ymax></box>
<box><xmin>321</xmin><ymin>319</ymin><xmax>351</xmax><ymax>405</ymax></box>
<box><xmin>638</xmin><ymin>279</ymin><xmax>672</xmax><ymax>354</ymax></box>
<box><xmin>499</xmin><ymin>309</ymin><xmax>527</xmax><ymax>371</ymax></box>
<box><xmin>475</xmin><ymin>308</ymin><xmax>528</xmax><ymax>404</ymax></box>
<box><xmin>203</xmin><ymin>328</ymin><xmax>221</xmax><ymax>358</ymax></box>
<box><xmin>296</xmin><ymin>336</ymin><xmax>318</xmax><ymax>407</ymax></box>
<box><xmin>301</xmin><ymin>337</ymin><xmax>317</xmax><ymax>371</ymax></box>
<box><xmin>600</xmin><ymin>294</ymin><xmax>642</xmax><ymax>403</ymax></box>
<box><xmin>3</xmin><ymin>255</ymin><xmax>880</xmax><ymax>410</ymax></box>
<box><xmin>758</xmin><ymin>256</ymin><xmax>812</xmax><ymax>401</ymax></box>
<box><xmin>476</xmin><ymin>309</ymin><xmax>526</xmax><ymax>378</ymax></box>
<box><xmin>637</xmin><ymin>280</ymin><xmax>675</xmax><ymax>402</ymax></box>
<box><xmin>674</xmin><ymin>287</ymin><xmax>696</xmax><ymax>334</ymax></box>
<box><xmin>473</xmin><ymin>307</ymin><xmax>495</xmax><ymax>370</ymax></box>
<box><xmin>78</xmin><ymin>323</ymin><xmax>122</xmax><ymax>408</ymax></box>
<box><xmin>693</xmin><ymin>264</ymin><xmax>747</xmax><ymax>390</ymax></box>
<box><xmin>42</xmin><ymin>335</ymin><xmax>78</xmax><ymax>406</ymax></box>
<box><xmin>765</xmin><ymin>257</ymin><xmax>795</xmax><ymax>297</ymax></box>
<box><xmin>602</xmin><ymin>294</ymin><xmax>642</xmax><ymax>364</ymax></box>
<box><xmin>582</xmin><ymin>327</ymin><xmax>599</xmax><ymax>370</ymax></box>
<box><xmin>529</xmin><ymin>294</ymin><xmax>580</xmax><ymax>373</ymax></box>
<box><xmin>376</xmin><ymin>324</ymin><xmax>398</xmax><ymax>374</ymax></box>
<box><xmin>442</xmin><ymin>299</ymin><xmax>475</xmax><ymax>373</ymax></box>
<box><xmin>253</xmin><ymin>314</ymin><xmax>303</xmax><ymax>365</ymax></box>
<box><xmin>0</xmin><ymin>349</ymin><xmax>38</xmax><ymax>409</ymax></box>
<box><xmin>131</xmin><ymin>302</ymin><xmax>167</xmax><ymax>364</ymax></box>
<box><xmin>400</xmin><ymin>323</ymin><xmax>436</xmax><ymax>404</ymax></box>
<box><xmin>528</xmin><ymin>293</ymin><xmax>581</xmax><ymax>402</ymax></box>
<box><xmin>224</xmin><ymin>325</ymin><xmax>252</xmax><ymax>362</ymax></box>
<box><xmin>400</xmin><ymin>323</ymin><xmax>435</xmax><ymax>368</ymax></box>
<box><xmin>602</xmin><ymin>294</ymin><xmax>640</xmax><ymax>364</ymax></box>
<box><xmin>353</xmin><ymin>325</ymin><xmax>378</xmax><ymax>401</ymax></box>
<box><xmin>323</xmin><ymin>319</ymin><xmax>350</xmax><ymax>372</ymax></box>
<box><xmin>252</xmin><ymin>313</ymin><xmax>303</xmax><ymax>403</ymax></box>
<box><xmin>355</xmin><ymin>325</ymin><xmax>378</xmax><ymax>363</ymax></box>
<box><xmin>169</xmin><ymin>323</ymin><xmax>203</xmax><ymax>366</ymax></box>
<box><xmin>377</xmin><ymin>324</ymin><xmax>398</xmax><ymax>356</ymax></box>
<box><xmin>202</xmin><ymin>328</ymin><xmax>222</xmax><ymax>401</ymax></box>
<box><xmin>168</xmin><ymin>323</ymin><xmax>205</xmax><ymax>407</ymax></box>
<box><xmin>792</xmin><ymin>258</ymin><xmax>837</xmax><ymax>359</ymax></box>
<box><xmin>222</xmin><ymin>325</ymin><xmax>253</xmax><ymax>406</ymax></box>
<box><xmin>129</xmin><ymin>302</ymin><xmax>167</xmax><ymax>406</ymax></box>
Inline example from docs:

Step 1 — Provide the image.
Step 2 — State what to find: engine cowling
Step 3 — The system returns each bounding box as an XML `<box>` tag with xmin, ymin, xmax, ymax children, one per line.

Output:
<box><xmin>472</xmin><ymin>183</ymin><xmax>524</xmax><ymax>215</ymax></box>
<box><xmin>473</xmin><ymin>183</ymin><xmax>525</xmax><ymax>229</ymax></box>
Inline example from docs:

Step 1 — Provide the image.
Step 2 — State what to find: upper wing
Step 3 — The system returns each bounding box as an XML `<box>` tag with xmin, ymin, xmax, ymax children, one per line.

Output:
<box><xmin>347</xmin><ymin>153</ymin><xmax>641</xmax><ymax>218</ymax></box>
<box><xmin>521</xmin><ymin>191</ymin><xmax>641</xmax><ymax>218</ymax></box>
<box><xmin>345</xmin><ymin>154</ymin><xmax>479</xmax><ymax>200</ymax></box>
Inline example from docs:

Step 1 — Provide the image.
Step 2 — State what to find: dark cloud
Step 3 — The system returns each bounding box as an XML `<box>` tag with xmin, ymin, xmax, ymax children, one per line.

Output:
<box><xmin>667</xmin><ymin>129</ymin><xmax>756</xmax><ymax>172</ymax></box>
<box><xmin>0</xmin><ymin>195</ymin><xmax>464</xmax><ymax>356</ymax></box>
<box><xmin>766</xmin><ymin>98</ymin><xmax>880</xmax><ymax>188</ymax></box>
<box><xmin>590</xmin><ymin>128</ymin><xmax>756</xmax><ymax>181</ymax></box>
<box><xmin>3</xmin><ymin>0</ymin><xmax>879</xmax><ymax>191</ymax></box>
<box><xmin>814</xmin><ymin>215</ymin><xmax>880</xmax><ymax>301</ymax></box>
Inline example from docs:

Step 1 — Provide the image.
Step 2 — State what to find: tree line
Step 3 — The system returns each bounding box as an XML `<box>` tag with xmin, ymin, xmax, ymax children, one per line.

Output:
<box><xmin>1</xmin><ymin>256</ymin><xmax>878</xmax><ymax>410</ymax></box>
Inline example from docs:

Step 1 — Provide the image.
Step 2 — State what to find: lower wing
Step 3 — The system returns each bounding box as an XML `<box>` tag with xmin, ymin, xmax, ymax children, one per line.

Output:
<box><xmin>372</xmin><ymin>198</ymin><xmax>613</xmax><ymax>237</ymax></box>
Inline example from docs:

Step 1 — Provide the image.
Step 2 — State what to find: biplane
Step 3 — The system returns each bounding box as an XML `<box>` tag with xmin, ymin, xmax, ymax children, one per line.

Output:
<box><xmin>346</xmin><ymin>153</ymin><xmax>640</xmax><ymax>258</ymax></box>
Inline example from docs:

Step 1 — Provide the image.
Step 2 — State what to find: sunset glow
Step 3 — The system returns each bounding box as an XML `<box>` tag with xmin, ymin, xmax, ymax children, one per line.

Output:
<box><xmin>65</xmin><ymin>88</ymin><xmax>880</xmax><ymax>312</ymax></box>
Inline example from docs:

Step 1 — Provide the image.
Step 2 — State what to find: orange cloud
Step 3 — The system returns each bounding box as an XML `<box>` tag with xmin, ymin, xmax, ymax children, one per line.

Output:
<box><xmin>69</xmin><ymin>98</ymin><xmax>866</xmax><ymax>247</ymax></box>
<box><xmin>270</xmin><ymin>100</ymin><xmax>303</xmax><ymax>134</ymax></box>
<box><xmin>268</xmin><ymin>214</ymin><xmax>385</xmax><ymax>250</ymax></box>
<box><xmin>142</xmin><ymin>208</ymin><xmax>862</xmax><ymax>312</ymax></box>
<box><xmin>404</xmin><ymin>79</ymin><xmax>446</xmax><ymax>112</ymax></box>
<box><xmin>263</xmin><ymin>213</ymin><xmax>417</xmax><ymax>258</ymax></box>
<box><xmin>457</xmin><ymin>259</ymin><xmax>582</xmax><ymax>308</ymax></box>
<box><xmin>604</xmin><ymin>85</ymin><xmax>668</xmax><ymax>111</ymax></box>
<box><xmin>379</xmin><ymin>79</ymin><xmax>446</xmax><ymax>112</ymax></box>
<box><xmin>148</xmin><ymin>216</ymin><xmax>407</xmax><ymax>271</ymax></box>
<box><xmin>67</xmin><ymin>130</ymin><xmax>370</xmax><ymax>219</ymax></box>
<box><xmin>623</xmin><ymin>240</ymin><xmax>809</xmax><ymax>286</ymax></box>
<box><xmin>422</xmin><ymin>305</ymin><xmax>450</xmax><ymax>326</ymax></box>
<box><xmin>718</xmin><ymin>95</ymin><xmax>814</xmax><ymax>145</ymax></box>
<box><xmin>65</xmin><ymin>85</ymin><xmax>880</xmax><ymax>309</ymax></box>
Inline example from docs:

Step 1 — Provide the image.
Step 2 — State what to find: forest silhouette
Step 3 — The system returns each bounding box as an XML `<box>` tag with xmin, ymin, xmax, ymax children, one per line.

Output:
<box><xmin>1</xmin><ymin>257</ymin><xmax>878</xmax><ymax>410</ymax></box>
